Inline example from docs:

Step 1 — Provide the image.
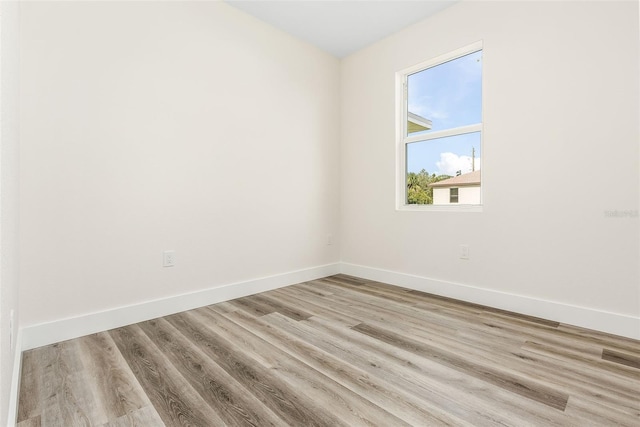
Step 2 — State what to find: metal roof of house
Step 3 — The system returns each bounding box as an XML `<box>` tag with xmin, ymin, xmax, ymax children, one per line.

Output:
<box><xmin>428</xmin><ymin>170</ymin><xmax>481</xmax><ymax>187</ymax></box>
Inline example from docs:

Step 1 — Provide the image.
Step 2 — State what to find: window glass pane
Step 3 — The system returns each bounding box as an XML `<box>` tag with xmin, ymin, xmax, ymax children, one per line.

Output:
<box><xmin>450</xmin><ymin>188</ymin><xmax>459</xmax><ymax>203</ymax></box>
<box><xmin>407</xmin><ymin>132</ymin><xmax>481</xmax><ymax>175</ymax></box>
<box><xmin>406</xmin><ymin>132</ymin><xmax>481</xmax><ymax>205</ymax></box>
<box><xmin>407</xmin><ymin>50</ymin><xmax>482</xmax><ymax>136</ymax></box>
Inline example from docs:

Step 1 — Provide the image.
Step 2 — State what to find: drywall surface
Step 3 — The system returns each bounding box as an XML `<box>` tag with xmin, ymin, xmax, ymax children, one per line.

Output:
<box><xmin>341</xmin><ymin>1</ymin><xmax>639</xmax><ymax>320</ymax></box>
<box><xmin>20</xmin><ymin>1</ymin><xmax>340</xmax><ymax>326</ymax></box>
<box><xmin>1</xmin><ymin>0</ymin><xmax>20</xmax><ymax>423</ymax></box>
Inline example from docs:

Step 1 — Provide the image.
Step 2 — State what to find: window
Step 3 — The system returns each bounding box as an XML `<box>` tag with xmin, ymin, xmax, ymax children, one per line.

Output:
<box><xmin>450</xmin><ymin>188</ymin><xmax>459</xmax><ymax>204</ymax></box>
<box><xmin>397</xmin><ymin>41</ymin><xmax>483</xmax><ymax>209</ymax></box>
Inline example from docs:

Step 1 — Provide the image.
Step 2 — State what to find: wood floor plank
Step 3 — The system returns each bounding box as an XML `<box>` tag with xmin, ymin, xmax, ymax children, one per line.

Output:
<box><xmin>44</xmin><ymin>367</ymin><xmax>96</xmax><ymax>425</ymax></box>
<box><xmin>306</xmin><ymin>281</ymin><xmax>474</xmax><ymax>338</ymax></box>
<box><xmin>137</xmin><ymin>316</ymin><xmax>286</xmax><ymax>426</ymax></box>
<box><xmin>208</xmin><ymin>306</ymin><xmax>470</xmax><ymax>426</ymax></box>
<box><xmin>326</xmin><ymin>276</ymin><xmax>557</xmax><ymax>330</ymax></box>
<box><xmin>309</xmin><ymin>286</ymin><xmax>518</xmax><ymax>358</ymax></box>
<box><xmin>523</xmin><ymin>341</ymin><xmax>640</xmax><ymax>383</ymax></box>
<box><xmin>328</xmin><ymin>274</ymin><xmax>372</xmax><ymax>286</ymax></box>
<box><xmin>109</xmin><ymin>324</ymin><xmax>227</xmax><ymax>426</ymax></box>
<box><xmin>324</xmin><ymin>289</ymin><xmax>640</xmax><ymax>411</ymax></box>
<box><xmin>166</xmin><ymin>309</ymin><xmax>345</xmax><ymax>427</ymax></box>
<box><xmin>364</xmin><ymin>314</ymin><xmax>639</xmax><ymax>416</ymax></box>
<box><xmin>328</xmin><ymin>276</ymin><xmax>551</xmax><ymax>331</ymax></box>
<box><xmin>316</xmin><ymin>278</ymin><xmax>420</xmax><ymax>306</ymax></box>
<box><xmin>33</xmin><ymin>338</ymin><xmax>107</xmax><ymax>426</ymax></box>
<box><xmin>602</xmin><ymin>348</ymin><xmax>640</xmax><ymax>369</ymax></box>
<box><xmin>352</xmin><ymin>322</ymin><xmax>569</xmax><ymax>411</ymax></box>
<box><xmin>563</xmin><ymin>396</ymin><xmax>640</xmax><ymax>426</ymax></box>
<box><xmin>17</xmin><ymin>350</ymin><xmax>40</xmax><ymax>423</ymax></box>
<box><xmin>183</xmin><ymin>307</ymin><xmax>411</xmax><ymax>427</ymax></box>
<box><xmin>407</xmin><ymin>289</ymin><xmax>561</xmax><ymax>328</ymax></box>
<box><xmin>269</xmin><ymin>287</ymin><xmax>362</xmax><ymax>326</ymax></box>
<box><xmin>451</xmin><ymin>312</ymin><xmax>604</xmax><ymax>358</ymax></box>
<box><xmin>98</xmin><ymin>405</ymin><xmax>164</xmax><ymax>427</ymax></box>
<box><xmin>559</xmin><ymin>323</ymin><xmax>640</xmax><ymax>355</ymax></box>
<box><xmin>16</xmin><ymin>415</ymin><xmax>41</xmax><ymax>427</ymax></box>
<box><xmin>321</xmin><ymin>287</ymin><xmax>639</xmax><ymax>412</ymax></box>
<box><xmin>275</xmin><ymin>312</ymin><xmax>572</xmax><ymax>426</ymax></box>
<box><xmin>504</xmin><ymin>345</ymin><xmax>640</xmax><ymax>416</ymax></box>
<box><xmin>19</xmin><ymin>274</ymin><xmax>640</xmax><ymax>427</ymax></box>
<box><xmin>251</xmin><ymin>293</ymin><xmax>313</xmax><ymax>321</ymax></box>
<box><xmin>228</xmin><ymin>295</ymin><xmax>275</xmax><ymax>317</ymax></box>
<box><xmin>206</xmin><ymin>300</ymin><xmax>238</xmax><ymax>314</ymax></box>
<box><xmin>291</xmin><ymin>281</ymin><xmax>336</xmax><ymax>297</ymax></box>
<box><xmin>76</xmin><ymin>332</ymin><xmax>150</xmax><ymax>420</ymax></box>
<box><xmin>223</xmin><ymin>308</ymin><xmax>498</xmax><ymax>426</ymax></box>
<box><xmin>476</xmin><ymin>310</ymin><xmax>639</xmax><ymax>357</ymax></box>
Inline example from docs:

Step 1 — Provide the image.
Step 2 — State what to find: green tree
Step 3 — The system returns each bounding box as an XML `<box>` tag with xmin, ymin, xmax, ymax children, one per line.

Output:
<box><xmin>406</xmin><ymin>169</ymin><xmax>451</xmax><ymax>204</ymax></box>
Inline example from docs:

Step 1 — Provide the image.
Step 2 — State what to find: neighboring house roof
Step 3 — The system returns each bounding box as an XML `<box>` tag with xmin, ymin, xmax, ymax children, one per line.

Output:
<box><xmin>429</xmin><ymin>170</ymin><xmax>481</xmax><ymax>187</ymax></box>
<box><xmin>408</xmin><ymin>112</ymin><xmax>432</xmax><ymax>133</ymax></box>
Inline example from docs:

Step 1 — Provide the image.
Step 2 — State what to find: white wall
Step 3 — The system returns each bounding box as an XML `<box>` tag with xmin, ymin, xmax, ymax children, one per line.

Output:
<box><xmin>432</xmin><ymin>188</ymin><xmax>449</xmax><ymax>206</ymax></box>
<box><xmin>17</xmin><ymin>0</ymin><xmax>640</xmax><ymax>342</ymax></box>
<box><xmin>19</xmin><ymin>1</ymin><xmax>340</xmax><ymax>327</ymax></box>
<box><xmin>341</xmin><ymin>1</ymin><xmax>639</xmax><ymax>323</ymax></box>
<box><xmin>0</xmin><ymin>0</ymin><xmax>20</xmax><ymax>423</ymax></box>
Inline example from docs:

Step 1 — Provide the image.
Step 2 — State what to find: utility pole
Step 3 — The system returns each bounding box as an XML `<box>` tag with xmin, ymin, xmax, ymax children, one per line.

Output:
<box><xmin>471</xmin><ymin>146</ymin><xmax>475</xmax><ymax>172</ymax></box>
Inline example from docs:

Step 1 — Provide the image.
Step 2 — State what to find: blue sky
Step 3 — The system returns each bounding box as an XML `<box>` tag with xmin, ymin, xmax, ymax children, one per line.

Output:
<box><xmin>406</xmin><ymin>50</ymin><xmax>482</xmax><ymax>175</ymax></box>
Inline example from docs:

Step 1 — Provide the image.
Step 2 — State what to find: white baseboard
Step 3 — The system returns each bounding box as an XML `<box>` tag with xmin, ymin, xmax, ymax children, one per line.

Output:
<box><xmin>340</xmin><ymin>262</ymin><xmax>640</xmax><ymax>340</ymax></box>
<box><xmin>21</xmin><ymin>263</ymin><xmax>340</xmax><ymax>351</ymax></box>
<box><xmin>7</xmin><ymin>329</ymin><xmax>22</xmax><ymax>427</ymax></box>
<box><xmin>20</xmin><ymin>261</ymin><xmax>639</xmax><ymax>351</ymax></box>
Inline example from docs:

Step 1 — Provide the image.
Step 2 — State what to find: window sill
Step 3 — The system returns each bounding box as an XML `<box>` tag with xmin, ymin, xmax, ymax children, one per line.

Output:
<box><xmin>397</xmin><ymin>204</ymin><xmax>483</xmax><ymax>213</ymax></box>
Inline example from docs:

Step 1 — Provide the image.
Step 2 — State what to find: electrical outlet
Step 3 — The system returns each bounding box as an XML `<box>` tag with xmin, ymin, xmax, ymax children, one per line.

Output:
<box><xmin>163</xmin><ymin>250</ymin><xmax>175</xmax><ymax>267</ymax></box>
<box><xmin>460</xmin><ymin>244</ymin><xmax>470</xmax><ymax>260</ymax></box>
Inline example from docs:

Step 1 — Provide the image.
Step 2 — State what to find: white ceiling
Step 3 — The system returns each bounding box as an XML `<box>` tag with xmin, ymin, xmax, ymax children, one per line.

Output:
<box><xmin>225</xmin><ymin>1</ymin><xmax>458</xmax><ymax>58</ymax></box>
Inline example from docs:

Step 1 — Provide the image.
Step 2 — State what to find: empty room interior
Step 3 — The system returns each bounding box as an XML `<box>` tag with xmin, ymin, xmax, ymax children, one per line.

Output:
<box><xmin>1</xmin><ymin>0</ymin><xmax>639</xmax><ymax>426</ymax></box>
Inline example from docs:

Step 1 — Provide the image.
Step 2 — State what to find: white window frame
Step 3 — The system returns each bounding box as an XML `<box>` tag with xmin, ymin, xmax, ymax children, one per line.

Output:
<box><xmin>396</xmin><ymin>41</ymin><xmax>484</xmax><ymax>212</ymax></box>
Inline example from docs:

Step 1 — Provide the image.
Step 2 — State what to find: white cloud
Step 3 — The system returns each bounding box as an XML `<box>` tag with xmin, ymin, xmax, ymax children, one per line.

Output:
<box><xmin>436</xmin><ymin>152</ymin><xmax>481</xmax><ymax>176</ymax></box>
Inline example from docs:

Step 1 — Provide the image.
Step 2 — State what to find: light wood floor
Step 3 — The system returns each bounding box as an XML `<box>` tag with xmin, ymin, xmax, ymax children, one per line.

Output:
<box><xmin>17</xmin><ymin>275</ymin><xmax>640</xmax><ymax>426</ymax></box>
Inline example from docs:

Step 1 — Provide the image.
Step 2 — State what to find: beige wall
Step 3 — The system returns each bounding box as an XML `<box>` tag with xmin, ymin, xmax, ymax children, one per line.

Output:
<box><xmin>341</xmin><ymin>1</ymin><xmax>639</xmax><ymax>317</ymax></box>
<box><xmin>19</xmin><ymin>1</ymin><xmax>341</xmax><ymax>327</ymax></box>
<box><xmin>1</xmin><ymin>0</ymin><xmax>20</xmax><ymax>423</ymax></box>
<box><xmin>15</xmin><ymin>0</ymin><xmax>640</xmax><ymax>346</ymax></box>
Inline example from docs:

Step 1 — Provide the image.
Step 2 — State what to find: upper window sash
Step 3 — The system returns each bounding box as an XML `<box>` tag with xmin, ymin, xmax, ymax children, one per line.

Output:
<box><xmin>399</xmin><ymin>40</ymin><xmax>483</xmax><ymax>141</ymax></box>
